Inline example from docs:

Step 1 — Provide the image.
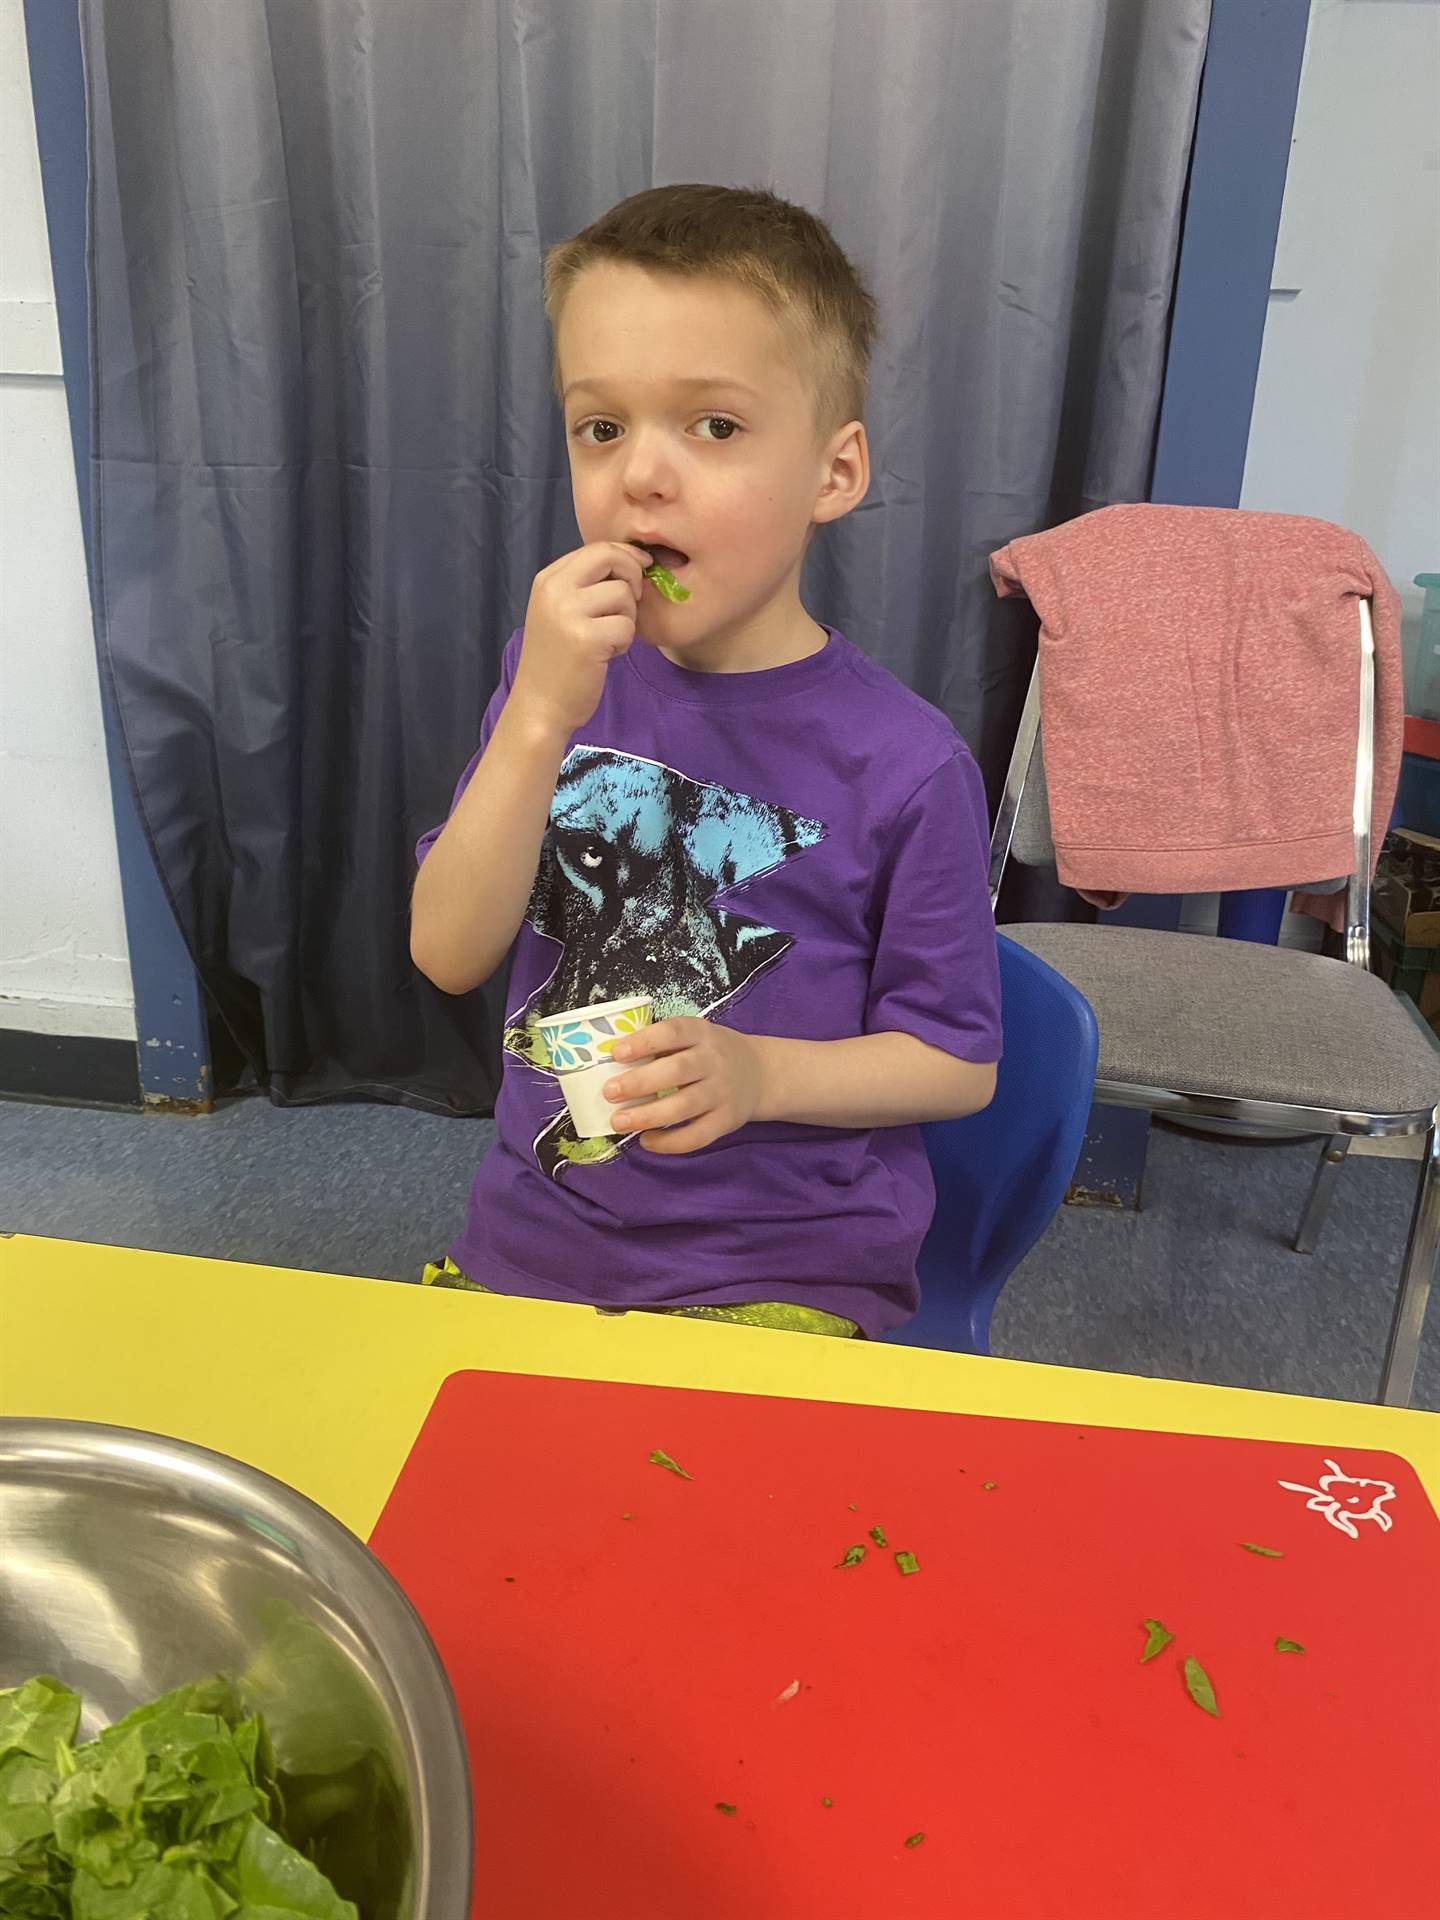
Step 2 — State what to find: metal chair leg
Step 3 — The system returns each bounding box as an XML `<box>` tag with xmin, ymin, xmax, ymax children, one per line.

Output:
<box><xmin>1294</xmin><ymin>1136</ymin><xmax>1350</xmax><ymax>1254</ymax></box>
<box><xmin>1379</xmin><ymin>1124</ymin><xmax>1440</xmax><ymax>1407</ymax></box>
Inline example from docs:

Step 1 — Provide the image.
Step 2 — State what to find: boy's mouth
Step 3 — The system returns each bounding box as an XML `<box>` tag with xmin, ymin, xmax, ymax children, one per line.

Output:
<box><xmin>629</xmin><ymin>539</ymin><xmax>691</xmax><ymax>574</ymax></box>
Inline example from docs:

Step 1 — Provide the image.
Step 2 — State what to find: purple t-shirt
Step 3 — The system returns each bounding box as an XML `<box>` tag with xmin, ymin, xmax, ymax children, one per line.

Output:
<box><xmin>417</xmin><ymin>625</ymin><xmax>1001</xmax><ymax>1336</ymax></box>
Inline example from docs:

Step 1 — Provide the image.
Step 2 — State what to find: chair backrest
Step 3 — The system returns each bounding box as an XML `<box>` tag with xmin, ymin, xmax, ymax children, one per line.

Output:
<box><xmin>988</xmin><ymin>600</ymin><xmax>1377</xmax><ymax>968</ymax></box>
<box><xmin>887</xmin><ymin>934</ymin><xmax>1099</xmax><ymax>1354</ymax></box>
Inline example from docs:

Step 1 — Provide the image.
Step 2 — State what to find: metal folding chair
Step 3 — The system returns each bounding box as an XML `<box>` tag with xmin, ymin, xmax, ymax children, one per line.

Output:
<box><xmin>991</xmin><ymin>601</ymin><xmax>1440</xmax><ymax>1406</ymax></box>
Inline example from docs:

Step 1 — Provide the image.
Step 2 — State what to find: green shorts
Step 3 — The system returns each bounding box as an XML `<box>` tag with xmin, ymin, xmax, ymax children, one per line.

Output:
<box><xmin>420</xmin><ymin>1255</ymin><xmax>860</xmax><ymax>1338</ymax></box>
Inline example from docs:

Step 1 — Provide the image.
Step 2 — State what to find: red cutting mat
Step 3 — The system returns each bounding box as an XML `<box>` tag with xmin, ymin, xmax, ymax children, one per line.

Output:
<box><xmin>368</xmin><ymin>1371</ymin><xmax>1439</xmax><ymax>1920</ymax></box>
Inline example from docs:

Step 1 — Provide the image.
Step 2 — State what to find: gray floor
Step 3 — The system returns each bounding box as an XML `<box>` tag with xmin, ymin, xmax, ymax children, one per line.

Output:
<box><xmin>1</xmin><ymin>1095</ymin><xmax>1434</xmax><ymax>1410</ymax></box>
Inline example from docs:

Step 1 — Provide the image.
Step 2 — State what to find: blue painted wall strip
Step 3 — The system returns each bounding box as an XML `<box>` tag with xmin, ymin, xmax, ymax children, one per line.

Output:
<box><xmin>24</xmin><ymin>0</ymin><xmax>211</xmax><ymax>1105</ymax></box>
<box><xmin>1077</xmin><ymin>0</ymin><xmax>1311</xmax><ymax>1206</ymax></box>
<box><xmin>1151</xmin><ymin>0</ymin><xmax>1311</xmax><ymax>507</ymax></box>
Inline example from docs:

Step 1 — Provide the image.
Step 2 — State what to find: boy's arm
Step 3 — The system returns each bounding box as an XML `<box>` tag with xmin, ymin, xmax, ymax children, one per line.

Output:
<box><xmin>603</xmin><ymin>1019</ymin><xmax>995</xmax><ymax>1155</ymax></box>
<box><xmin>411</xmin><ymin>541</ymin><xmax>650</xmax><ymax>995</ymax></box>
<box><xmin>410</xmin><ymin>700</ymin><xmax>568</xmax><ymax>994</ymax></box>
<box><xmin>750</xmin><ymin>1030</ymin><xmax>996</xmax><ymax>1128</ymax></box>
<box><xmin>744</xmin><ymin>741</ymin><xmax>999</xmax><ymax>1129</ymax></box>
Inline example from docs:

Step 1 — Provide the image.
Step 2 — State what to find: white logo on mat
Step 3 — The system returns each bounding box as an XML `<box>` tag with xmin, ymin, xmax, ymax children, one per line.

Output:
<box><xmin>1278</xmin><ymin>1458</ymin><xmax>1396</xmax><ymax>1540</ymax></box>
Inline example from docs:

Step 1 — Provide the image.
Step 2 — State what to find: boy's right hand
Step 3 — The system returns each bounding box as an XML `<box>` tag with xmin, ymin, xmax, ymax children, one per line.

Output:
<box><xmin>510</xmin><ymin>541</ymin><xmax>652</xmax><ymax>740</ymax></box>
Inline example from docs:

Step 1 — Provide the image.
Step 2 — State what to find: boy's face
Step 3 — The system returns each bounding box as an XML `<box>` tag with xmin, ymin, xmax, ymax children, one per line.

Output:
<box><xmin>556</xmin><ymin>263</ymin><xmax>867</xmax><ymax>660</ymax></box>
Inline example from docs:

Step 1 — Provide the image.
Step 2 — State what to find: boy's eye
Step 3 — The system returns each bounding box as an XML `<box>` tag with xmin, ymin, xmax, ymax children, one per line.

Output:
<box><xmin>570</xmin><ymin>414</ymin><xmax>742</xmax><ymax>445</ymax></box>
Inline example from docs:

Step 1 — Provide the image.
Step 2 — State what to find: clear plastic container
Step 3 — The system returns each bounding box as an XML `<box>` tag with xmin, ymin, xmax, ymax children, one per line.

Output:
<box><xmin>1411</xmin><ymin>573</ymin><xmax>1440</xmax><ymax>720</ymax></box>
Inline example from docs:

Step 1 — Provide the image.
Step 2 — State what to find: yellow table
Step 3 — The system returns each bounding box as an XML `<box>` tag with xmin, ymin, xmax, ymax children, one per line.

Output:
<box><xmin>6</xmin><ymin>1234</ymin><xmax>1439</xmax><ymax>1917</ymax></box>
<box><xmin>2</xmin><ymin>1233</ymin><xmax>1435</xmax><ymax>1532</ymax></box>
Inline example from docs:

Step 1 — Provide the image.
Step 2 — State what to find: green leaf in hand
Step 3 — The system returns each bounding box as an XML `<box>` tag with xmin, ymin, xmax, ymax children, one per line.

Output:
<box><xmin>643</xmin><ymin>563</ymin><xmax>691</xmax><ymax>604</ymax></box>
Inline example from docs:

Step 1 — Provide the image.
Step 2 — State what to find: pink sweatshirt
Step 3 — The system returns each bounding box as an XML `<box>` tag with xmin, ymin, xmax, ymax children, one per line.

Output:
<box><xmin>989</xmin><ymin>505</ymin><xmax>1402</xmax><ymax>915</ymax></box>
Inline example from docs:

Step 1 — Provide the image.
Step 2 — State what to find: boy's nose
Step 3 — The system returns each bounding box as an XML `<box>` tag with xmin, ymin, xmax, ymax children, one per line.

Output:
<box><xmin>620</xmin><ymin>429</ymin><xmax>679</xmax><ymax>496</ymax></box>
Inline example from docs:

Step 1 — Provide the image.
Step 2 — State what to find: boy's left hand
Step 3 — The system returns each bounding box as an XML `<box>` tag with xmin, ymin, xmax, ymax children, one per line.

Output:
<box><xmin>604</xmin><ymin>1017</ymin><xmax>765</xmax><ymax>1154</ymax></box>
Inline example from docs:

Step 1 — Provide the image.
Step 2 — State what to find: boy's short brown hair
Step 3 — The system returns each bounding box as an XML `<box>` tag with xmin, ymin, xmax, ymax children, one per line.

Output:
<box><xmin>544</xmin><ymin>183</ymin><xmax>879</xmax><ymax>439</ymax></box>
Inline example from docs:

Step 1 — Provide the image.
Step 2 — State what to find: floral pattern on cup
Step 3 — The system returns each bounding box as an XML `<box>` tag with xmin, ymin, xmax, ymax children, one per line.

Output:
<box><xmin>537</xmin><ymin>999</ymin><xmax>652</xmax><ymax>1073</ymax></box>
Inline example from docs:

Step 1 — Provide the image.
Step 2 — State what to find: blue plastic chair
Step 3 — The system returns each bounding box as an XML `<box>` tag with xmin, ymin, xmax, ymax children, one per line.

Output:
<box><xmin>885</xmin><ymin>933</ymin><xmax>1099</xmax><ymax>1354</ymax></box>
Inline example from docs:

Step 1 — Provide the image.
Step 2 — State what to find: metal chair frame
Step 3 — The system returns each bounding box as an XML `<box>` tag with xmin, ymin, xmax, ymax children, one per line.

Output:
<box><xmin>989</xmin><ymin>601</ymin><xmax>1438</xmax><ymax>1406</ymax></box>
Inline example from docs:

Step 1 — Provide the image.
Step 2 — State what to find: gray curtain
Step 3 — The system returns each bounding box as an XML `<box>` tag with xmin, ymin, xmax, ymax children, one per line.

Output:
<box><xmin>82</xmin><ymin>0</ymin><xmax>1210</xmax><ymax>1111</ymax></box>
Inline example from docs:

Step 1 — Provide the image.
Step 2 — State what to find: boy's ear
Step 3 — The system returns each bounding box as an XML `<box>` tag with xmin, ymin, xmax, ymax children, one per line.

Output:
<box><xmin>812</xmin><ymin>420</ymin><xmax>870</xmax><ymax>527</ymax></box>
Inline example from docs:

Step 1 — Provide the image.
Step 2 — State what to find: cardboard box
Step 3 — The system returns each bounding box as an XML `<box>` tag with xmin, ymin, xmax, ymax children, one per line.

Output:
<box><xmin>1373</xmin><ymin>827</ymin><xmax>1440</xmax><ymax>946</ymax></box>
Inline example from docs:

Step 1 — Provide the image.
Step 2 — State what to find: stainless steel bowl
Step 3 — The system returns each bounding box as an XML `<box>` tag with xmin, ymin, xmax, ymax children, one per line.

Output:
<box><xmin>0</xmin><ymin>1418</ymin><xmax>472</xmax><ymax>1918</ymax></box>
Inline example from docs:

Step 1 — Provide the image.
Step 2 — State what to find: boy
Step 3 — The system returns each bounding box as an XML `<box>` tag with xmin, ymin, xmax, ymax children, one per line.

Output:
<box><xmin>411</xmin><ymin>183</ymin><xmax>1001</xmax><ymax>1338</ymax></box>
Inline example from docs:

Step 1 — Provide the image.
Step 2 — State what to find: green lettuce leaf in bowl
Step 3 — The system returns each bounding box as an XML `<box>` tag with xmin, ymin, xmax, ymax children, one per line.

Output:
<box><xmin>0</xmin><ymin>1674</ymin><xmax>359</xmax><ymax>1919</ymax></box>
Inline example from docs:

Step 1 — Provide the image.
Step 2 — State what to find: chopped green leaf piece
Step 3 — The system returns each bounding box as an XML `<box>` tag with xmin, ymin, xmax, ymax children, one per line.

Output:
<box><xmin>835</xmin><ymin>1543</ymin><xmax>866</xmax><ymax>1569</ymax></box>
<box><xmin>905</xmin><ymin>1831</ymin><xmax>925</xmax><ymax>1848</ymax></box>
<box><xmin>649</xmin><ymin>1448</ymin><xmax>692</xmax><ymax>1479</ymax></box>
<box><xmin>895</xmin><ymin>1550</ymin><xmax>920</xmax><ymax>1577</ymax></box>
<box><xmin>982</xmin><ymin>1481</ymin><xmax>997</xmax><ymax>1491</ymax></box>
<box><xmin>1274</xmin><ymin>1637</ymin><xmax>1306</xmax><ymax>1654</ymax></box>
<box><xmin>621</xmin><ymin>1512</ymin><xmax>632</xmax><ymax>1520</ymax></box>
<box><xmin>715</xmin><ymin>1801</ymin><xmax>738</xmax><ymax>1817</ymax></box>
<box><xmin>1183</xmin><ymin>1656</ymin><xmax>1220</xmax><ymax>1718</ymax></box>
<box><xmin>1240</xmin><ymin>1542</ymin><xmax>1283</xmax><ymax>1557</ymax></box>
<box><xmin>822</xmin><ymin>1796</ymin><xmax>833</xmax><ymax>1808</ymax></box>
<box><xmin>868</xmin><ymin>1525</ymin><xmax>888</xmax><ymax>1548</ymax></box>
<box><xmin>644</xmin><ymin>563</ymin><xmax>691</xmax><ymax>604</ymax></box>
<box><xmin>847</xmin><ymin>1502</ymin><xmax>857</xmax><ymax>1511</ymax></box>
<box><xmin>1140</xmin><ymin>1618</ymin><xmax>1175</xmax><ymax>1663</ymax></box>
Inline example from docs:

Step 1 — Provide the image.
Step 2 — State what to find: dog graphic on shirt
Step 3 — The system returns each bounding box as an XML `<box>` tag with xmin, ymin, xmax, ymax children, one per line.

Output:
<box><xmin>505</xmin><ymin>745</ymin><xmax>825</xmax><ymax>1178</ymax></box>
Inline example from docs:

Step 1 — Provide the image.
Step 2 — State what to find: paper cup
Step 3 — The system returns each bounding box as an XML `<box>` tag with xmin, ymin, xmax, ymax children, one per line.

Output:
<box><xmin>537</xmin><ymin>995</ymin><xmax>655</xmax><ymax>1137</ymax></box>
<box><xmin>536</xmin><ymin>994</ymin><xmax>654</xmax><ymax>1070</ymax></box>
<box><xmin>549</xmin><ymin>1059</ymin><xmax>645</xmax><ymax>1138</ymax></box>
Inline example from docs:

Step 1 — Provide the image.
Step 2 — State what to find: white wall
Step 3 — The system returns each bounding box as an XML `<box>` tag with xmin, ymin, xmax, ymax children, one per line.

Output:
<box><xmin>1241</xmin><ymin>0</ymin><xmax>1440</xmax><ymax>635</ymax></box>
<box><xmin>0</xmin><ymin>0</ymin><xmax>135</xmax><ymax>1040</ymax></box>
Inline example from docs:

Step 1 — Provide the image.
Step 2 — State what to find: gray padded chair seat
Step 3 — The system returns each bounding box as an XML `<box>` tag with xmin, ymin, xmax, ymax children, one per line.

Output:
<box><xmin>1005</xmin><ymin>922</ymin><xmax>1440</xmax><ymax>1119</ymax></box>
